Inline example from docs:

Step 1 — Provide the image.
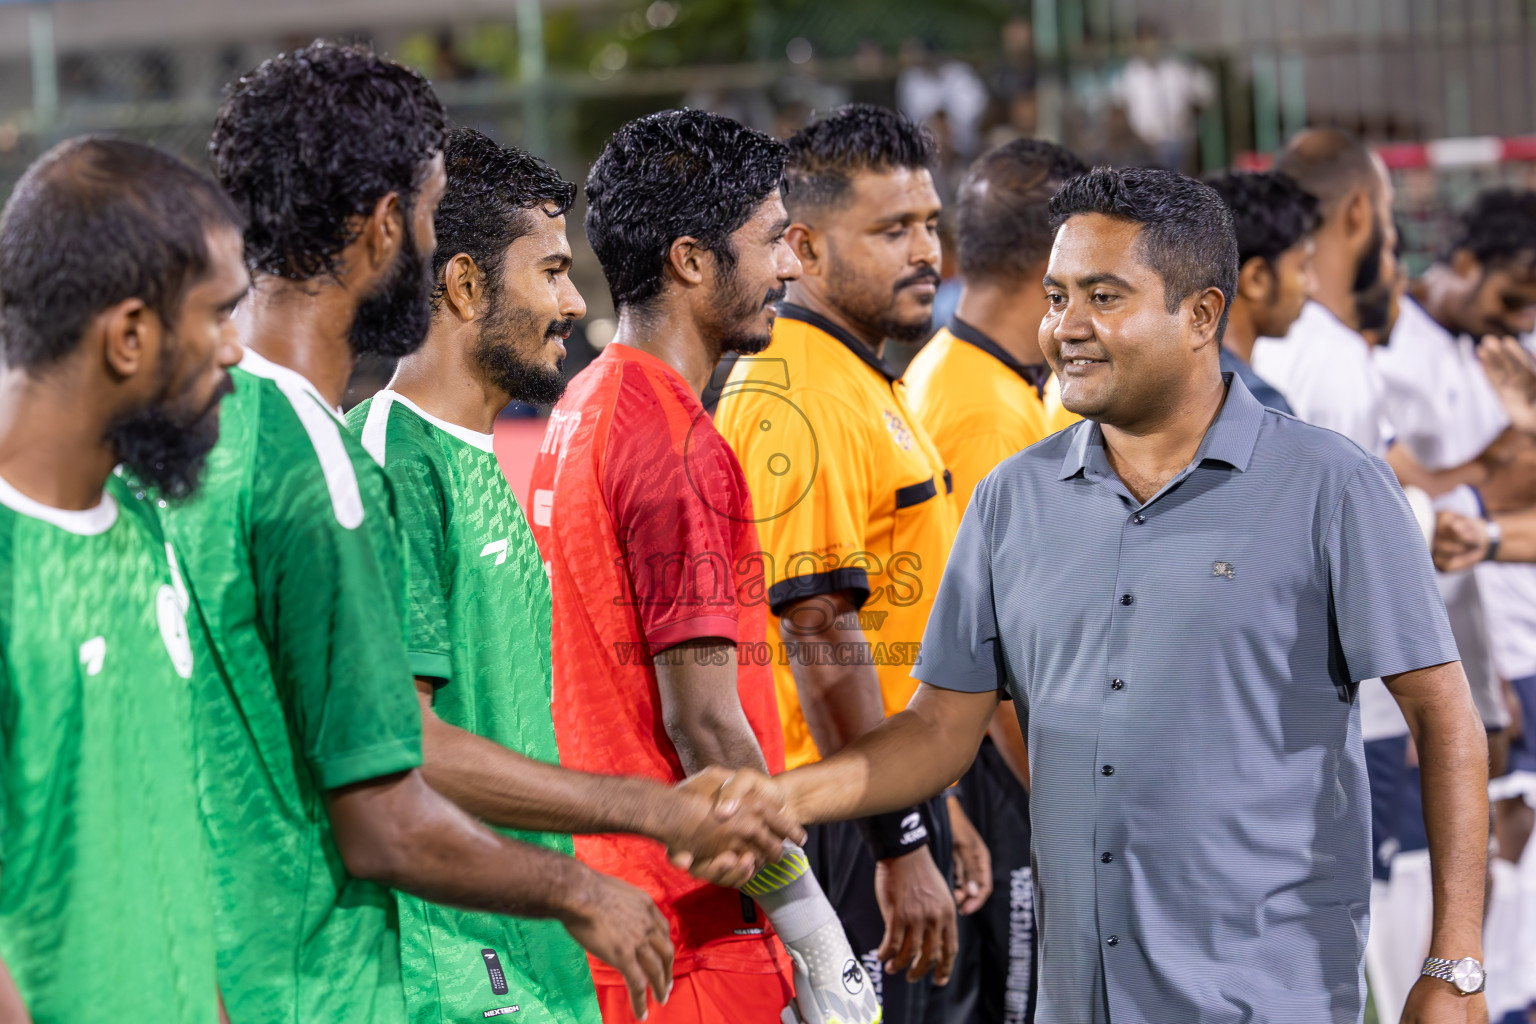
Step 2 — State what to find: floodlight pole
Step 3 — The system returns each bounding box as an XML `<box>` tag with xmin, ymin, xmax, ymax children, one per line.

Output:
<box><xmin>517</xmin><ymin>0</ymin><xmax>548</xmax><ymax>156</ymax></box>
<box><xmin>29</xmin><ymin>1</ymin><xmax>57</xmax><ymax>132</ymax></box>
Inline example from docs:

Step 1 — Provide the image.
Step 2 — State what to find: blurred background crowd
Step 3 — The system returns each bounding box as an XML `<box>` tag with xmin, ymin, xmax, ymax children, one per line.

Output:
<box><xmin>1</xmin><ymin>0</ymin><xmax>1535</xmax><ymax>407</ymax></box>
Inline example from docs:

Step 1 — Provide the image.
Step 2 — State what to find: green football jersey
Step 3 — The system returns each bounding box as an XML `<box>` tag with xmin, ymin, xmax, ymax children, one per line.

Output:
<box><xmin>0</xmin><ymin>472</ymin><xmax>218</xmax><ymax>1023</ymax></box>
<box><xmin>159</xmin><ymin>352</ymin><xmax>423</xmax><ymax>1024</ymax></box>
<box><xmin>350</xmin><ymin>392</ymin><xmax>599</xmax><ymax>1024</ymax></box>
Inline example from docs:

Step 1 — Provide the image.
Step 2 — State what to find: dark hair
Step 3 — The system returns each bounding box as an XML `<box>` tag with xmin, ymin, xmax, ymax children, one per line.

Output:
<box><xmin>957</xmin><ymin>139</ymin><xmax>1087</xmax><ymax>282</ymax></box>
<box><xmin>1273</xmin><ymin>129</ymin><xmax>1380</xmax><ymax>214</ymax></box>
<box><xmin>1050</xmin><ymin>166</ymin><xmax>1238</xmax><ymax>339</ymax></box>
<box><xmin>1444</xmin><ymin>188</ymin><xmax>1536</xmax><ymax>270</ymax></box>
<box><xmin>1204</xmin><ymin>170</ymin><xmax>1319</xmax><ymax>267</ymax></box>
<box><xmin>584</xmin><ymin>109</ymin><xmax>786</xmax><ymax>310</ymax></box>
<box><xmin>0</xmin><ymin>136</ymin><xmax>242</xmax><ymax>370</ymax></box>
<box><xmin>783</xmin><ymin>104</ymin><xmax>935</xmax><ymax>218</ymax></box>
<box><xmin>433</xmin><ymin>127</ymin><xmax>576</xmax><ymax>306</ymax></box>
<box><xmin>209</xmin><ymin>40</ymin><xmax>448</xmax><ymax>280</ymax></box>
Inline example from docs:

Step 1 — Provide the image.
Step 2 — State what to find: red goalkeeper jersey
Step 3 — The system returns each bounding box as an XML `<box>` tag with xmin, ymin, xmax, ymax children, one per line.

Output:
<box><xmin>528</xmin><ymin>342</ymin><xmax>787</xmax><ymax>983</ymax></box>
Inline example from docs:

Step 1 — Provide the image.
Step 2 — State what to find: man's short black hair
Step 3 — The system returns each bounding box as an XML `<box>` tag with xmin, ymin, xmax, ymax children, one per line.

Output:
<box><xmin>584</xmin><ymin>109</ymin><xmax>786</xmax><ymax>310</ymax></box>
<box><xmin>209</xmin><ymin>40</ymin><xmax>448</xmax><ymax>281</ymax></box>
<box><xmin>783</xmin><ymin>104</ymin><xmax>935</xmax><ymax>219</ymax></box>
<box><xmin>0</xmin><ymin>136</ymin><xmax>242</xmax><ymax>370</ymax></box>
<box><xmin>957</xmin><ymin>138</ymin><xmax>1087</xmax><ymax>282</ymax></box>
<box><xmin>1050</xmin><ymin>166</ymin><xmax>1238</xmax><ymax>340</ymax></box>
<box><xmin>1204</xmin><ymin>171</ymin><xmax>1319</xmax><ymax>267</ymax></box>
<box><xmin>1444</xmin><ymin>188</ymin><xmax>1536</xmax><ymax>270</ymax></box>
<box><xmin>433</xmin><ymin>127</ymin><xmax>576</xmax><ymax>307</ymax></box>
<box><xmin>1273</xmin><ymin>129</ymin><xmax>1380</xmax><ymax>214</ymax></box>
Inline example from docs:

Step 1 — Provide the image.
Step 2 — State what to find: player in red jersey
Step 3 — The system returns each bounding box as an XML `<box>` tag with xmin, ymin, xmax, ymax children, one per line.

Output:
<box><xmin>530</xmin><ymin>110</ymin><xmax>880</xmax><ymax>1024</ymax></box>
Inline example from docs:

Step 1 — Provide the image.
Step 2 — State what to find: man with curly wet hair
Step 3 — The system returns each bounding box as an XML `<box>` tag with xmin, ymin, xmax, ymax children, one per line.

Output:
<box><xmin>161</xmin><ymin>43</ymin><xmax>675</xmax><ymax>1023</ymax></box>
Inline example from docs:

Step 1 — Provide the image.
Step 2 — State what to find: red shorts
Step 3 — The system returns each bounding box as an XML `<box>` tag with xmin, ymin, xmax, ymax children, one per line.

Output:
<box><xmin>595</xmin><ymin>964</ymin><xmax>794</xmax><ymax>1024</ymax></box>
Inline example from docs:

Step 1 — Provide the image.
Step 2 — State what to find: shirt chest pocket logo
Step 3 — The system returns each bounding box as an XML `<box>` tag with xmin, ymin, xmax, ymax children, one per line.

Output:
<box><xmin>1213</xmin><ymin>561</ymin><xmax>1236</xmax><ymax>580</ymax></box>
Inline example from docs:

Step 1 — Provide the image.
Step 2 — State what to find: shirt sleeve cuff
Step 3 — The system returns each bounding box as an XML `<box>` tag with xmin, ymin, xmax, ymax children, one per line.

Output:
<box><xmin>408</xmin><ymin>651</ymin><xmax>452</xmax><ymax>684</ymax></box>
<box><xmin>767</xmin><ymin>567</ymin><xmax>872</xmax><ymax>618</ymax></box>
<box><xmin>312</xmin><ymin>736</ymin><xmax>423</xmax><ymax>790</ymax></box>
<box><xmin>912</xmin><ymin>639</ymin><xmax>1009</xmax><ymax>694</ymax></box>
<box><xmin>647</xmin><ymin>615</ymin><xmax>741</xmax><ymax>656</ymax></box>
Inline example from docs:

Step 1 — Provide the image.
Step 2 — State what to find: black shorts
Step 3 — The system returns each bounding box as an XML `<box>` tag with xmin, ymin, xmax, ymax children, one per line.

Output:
<box><xmin>803</xmin><ymin>794</ymin><xmax>953</xmax><ymax>1024</ymax></box>
<box><xmin>951</xmin><ymin>737</ymin><xmax>1036</xmax><ymax>1024</ymax></box>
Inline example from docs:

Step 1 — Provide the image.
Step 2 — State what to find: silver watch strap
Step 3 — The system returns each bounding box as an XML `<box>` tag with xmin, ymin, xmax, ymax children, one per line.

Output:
<box><xmin>1421</xmin><ymin>957</ymin><xmax>1457</xmax><ymax>983</ymax></box>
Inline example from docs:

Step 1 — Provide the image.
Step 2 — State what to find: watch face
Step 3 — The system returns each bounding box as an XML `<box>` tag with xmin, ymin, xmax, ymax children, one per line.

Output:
<box><xmin>1450</xmin><ymin>958</ymin><xmax>1485</xmax><ymax>994</ymax></box>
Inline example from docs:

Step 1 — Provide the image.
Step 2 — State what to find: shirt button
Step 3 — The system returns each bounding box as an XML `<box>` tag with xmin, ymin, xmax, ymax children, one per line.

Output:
<box><xmin>1101</xmin><ymin>852</ymin><xmax>1114</xmax><ymax>863</ymax></box>
<box><xmin>1101</xmin><ymin>765</ymin><xmax>1115</xmax><ymax>776</ymax></box>
<box><xmin>1106</xmin><ymin>935</ymin><xmax>1120</xmax><ymax>947</ymax></box>
<box><xmin>1111</xmin><ymin>678</ymin><xmax>1125</xmax><ymax>690</ymax></box>
<box><xmin>1133</xmin><ymin>514</ymin><xmax>1146</xmax><ymax>524</ymax></box>
<box><xmin>1120</xmin><ymin>593</ymin><xmax>1134</xmax><ymax>605</ymax></box>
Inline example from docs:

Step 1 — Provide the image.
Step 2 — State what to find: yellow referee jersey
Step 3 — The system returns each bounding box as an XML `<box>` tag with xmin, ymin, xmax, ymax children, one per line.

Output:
<box><xmin>716</xmin><ymin>303</ymin><xmax>959</xmax><ymax>769</ymax></box>
<box><xmin>1043</xmin><ymin>371</ymin><xmax>1082</xmax><ymax>434</ymax></box>
<box><xmin>904</xmin><ymin>318</ymin><xmax>1055</xmax><ymax>513</ymax></box>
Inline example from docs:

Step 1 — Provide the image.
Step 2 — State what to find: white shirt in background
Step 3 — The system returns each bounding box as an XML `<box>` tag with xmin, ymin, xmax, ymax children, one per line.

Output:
<box><xmin>1253</xmin><ymin>299</ymin><xmax>1405</xmax><ymax>739</ymax></box>
<box><xmin>1376</xmin><ymin>294</ymin><xmax>1511</xmax><ymax>727</ymax></box>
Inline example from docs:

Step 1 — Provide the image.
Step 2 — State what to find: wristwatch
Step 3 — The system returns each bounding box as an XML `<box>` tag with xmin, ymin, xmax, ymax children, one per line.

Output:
<box><xmin>1421</xmin><ymin>956</ymin><xmax>1486</xmax><ymax>994</ymax></box>
<box><xmin>1483</xmin><ymin>519</ymin><xmax>1502</xmax><ymax>562</ymax></box>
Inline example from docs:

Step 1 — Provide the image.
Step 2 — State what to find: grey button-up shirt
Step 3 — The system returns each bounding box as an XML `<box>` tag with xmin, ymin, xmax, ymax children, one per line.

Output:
<box><xmin>916</xmin><ymin>374</ymin><xmax>1459</xmax><ymax>1023</ymax></box>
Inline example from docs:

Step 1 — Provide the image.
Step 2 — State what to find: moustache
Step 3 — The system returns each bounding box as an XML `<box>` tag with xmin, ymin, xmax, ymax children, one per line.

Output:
<box><xmin>764</xmin><ymin>283</ymin><xmax>788</xmax><ymax>308</ymax></box>
<box><xmin>545</xmin><ymin>318</ymin><xmax>575</xmax><ymax>341</ymax></box>
<box><xmin>894</xmin><ymin>267</ymin><xmax>942</xmax><ymax>294</ymax></box>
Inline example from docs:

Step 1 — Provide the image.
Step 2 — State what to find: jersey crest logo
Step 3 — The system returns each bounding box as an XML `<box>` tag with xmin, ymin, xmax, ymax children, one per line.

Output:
<box><xmin>156</xmin><ymin>585</ymin><xmax>195</xmax><ymax>679</ymax></box>
<box><xmin>480</xmin><ymin>539</ymin><xmax>509</xmax><ymax>566</ymax></box>
<box><xmin>79</xmin><ymin>636</ymin><xmax>107</xmax><ymax>676</ymax></box>
<box><xmin>1213</xmin><ymin>561</ymin><xmax>1236</xmax><ymax>580</ymax></box>
<box><xmin>882</xmin><ymin>410</ymin><xmax>914</xmax><ymax>450</ymax></box>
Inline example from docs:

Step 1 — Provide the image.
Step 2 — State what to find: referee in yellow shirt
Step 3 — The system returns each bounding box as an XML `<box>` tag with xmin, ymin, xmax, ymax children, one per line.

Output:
<box><xmin>716</xmin><ymin>105</ymin><xmax>963</xmax><ymax>1024</ymax></box>
<box><xmin>904</xmin><ymin>137</ymin><xmax>1086</xmax><ymax>1024</ymax></box>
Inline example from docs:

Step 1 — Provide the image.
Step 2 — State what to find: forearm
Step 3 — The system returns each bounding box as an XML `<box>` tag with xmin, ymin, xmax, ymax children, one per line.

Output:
<box><xmin>784</xmin><ymin>688</ymin><xmax>994</xmax><ymax>825</ymax></box>
<box><xmin>419</xmin><ymin>711</ymin><xmax>674</xmax><ymax>839</ymax></box>
<box><xmin>334</xmin><ymin>770</ymin><xmax>601</xmax><ymax>923</ymax></box>
<box><xmin>1490</xmin><ymin>507</ymin><xmax>1536</xmax><ymax>562</ymax></box>
<box><xmin>1479</xmin><ymin>445</ymin><xmax>1536</xmax><ymax>513</ymax></box>
<box><xmin>1397</xmin><ymin>668</ymin><xmax>1490</xmax><ymax>957</ymax></box>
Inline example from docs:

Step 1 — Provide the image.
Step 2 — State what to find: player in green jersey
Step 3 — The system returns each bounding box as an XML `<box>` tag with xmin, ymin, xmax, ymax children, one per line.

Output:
<box><xmin>0</xmin><ymin>137</ymin><xmax>247</xmax><ymax>1022</ymax></box>
<box><xmin>159</xmin><ymin>44</ymin><xmax>684</xmax><ymax>1024</ymax></box>
<box><xmin>350</xmin><ymin>126</ymin><xmax>811</xmax><ymax>1024</ymax></box>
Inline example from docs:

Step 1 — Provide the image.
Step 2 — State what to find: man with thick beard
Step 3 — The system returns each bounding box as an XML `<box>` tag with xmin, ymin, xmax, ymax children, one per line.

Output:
<box><xmin>348</xmin><ymin>127</ymin><xmax>803</xmax><ymax>1024</ymax></box>
<box><xmin>530</xmin><ymin>110</ymin><xmax>877</xmax><ymax>1024</ymax></box>
<box><xmin>714</xmin><ymin>104</ymin><xmax>960</xmax><ymax>1024</ymax></box>
<box><xmin>0</xmin><ymin>136</ymin><xmax>245</xmax><ymax>1024</ymax></box>
<box><xmin>160</xmin><ymin>43</ymin><xmax>675</xmax><ymax>1024</ymax></box>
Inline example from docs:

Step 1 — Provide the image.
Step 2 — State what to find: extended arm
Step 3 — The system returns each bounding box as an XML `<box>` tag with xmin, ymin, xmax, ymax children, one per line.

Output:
<box><xmin>1386</xmin><ymin>660</ymin><xmax>1490</xmax><ymax>1022</ymax></box>
<box><xmin>413</xmin><ymin>678</ymin><xmax>792</xmax><ymax>878</ymax></box>
<box><xmin>326</xmin><ymin>767</ymin><xmax>672</xmax><ymax>1018</ymax></box>
<box><xmin>776</xmin><ymin>684</ymin><xmax>999</xmax><ymax>825</ymax></box>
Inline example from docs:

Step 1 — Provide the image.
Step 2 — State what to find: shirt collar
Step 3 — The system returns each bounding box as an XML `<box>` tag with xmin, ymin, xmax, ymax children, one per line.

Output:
<box><xmin>947</xmin><ymin>316</ymin><xmax>1050</xmax><ymax>397</ymax></box>
<box><xmin>1057</xmin><ymin>371</ymin><xmax>1266</xmax><ymax>481</ymax></box>
<box><xmin>776</xmin><ymin>302</ymin><xmax>902</xmax><ymax>383</ymax></box>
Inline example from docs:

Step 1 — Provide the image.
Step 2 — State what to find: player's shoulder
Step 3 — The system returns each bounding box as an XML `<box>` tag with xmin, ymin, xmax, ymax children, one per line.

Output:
<box><xmin>1251</xmin><ymin>404</ymin><xmax>1385</xmax><ymax>483</ymax></box>
<box><xmin>236</xmin><ymin>352</ymin><xmax>385</xmax><ymax>531</ymax></box>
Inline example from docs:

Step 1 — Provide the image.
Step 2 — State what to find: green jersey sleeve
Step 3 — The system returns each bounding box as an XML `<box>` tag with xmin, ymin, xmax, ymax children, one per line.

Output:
<box><xmin>250</xmin><ymin>400</ymin><xmax>423</xmax><ymax>791</ymax></box>
<box><xmin>389</xmin><ymin>448</ymin><xmax>455</xmax><ymax>685</ymax></box>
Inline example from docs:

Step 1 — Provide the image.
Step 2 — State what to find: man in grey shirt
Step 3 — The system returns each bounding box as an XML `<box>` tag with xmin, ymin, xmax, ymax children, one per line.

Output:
<box><xmin>701</xmin><ymin>168</ymin><xmax>1490</xmax><ymax>1023</ymax></box>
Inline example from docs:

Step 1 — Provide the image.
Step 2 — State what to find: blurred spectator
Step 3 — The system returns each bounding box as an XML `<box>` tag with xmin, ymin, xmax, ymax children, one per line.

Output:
<box><xmin>896</xmin><ymin>38</ymin><xmax>988</xmax><ymax>158</ymax></box>
<box><xmin>984</xmin><ymin>17</ymin><xmax>1038</xmax><ymax>145</ymax></box>
<box><xmin>1111</xmin><ymin>20</ymin><xmax>1213</xmax><ymax>173</ymax></box>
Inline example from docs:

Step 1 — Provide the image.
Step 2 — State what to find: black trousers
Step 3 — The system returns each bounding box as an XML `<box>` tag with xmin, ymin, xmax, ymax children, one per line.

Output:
<box><xmin>948</xmin><ymin>738</ymin><xmax>1036</xmax><ymax>1024</ymax></box>
<box><xmin>803</xmin><ymin>794</ymin><xmax>953</xmax><ymax>1024</ymax></box>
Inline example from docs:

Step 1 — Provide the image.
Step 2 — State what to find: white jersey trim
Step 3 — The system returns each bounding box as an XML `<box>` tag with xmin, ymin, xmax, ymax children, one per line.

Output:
<box><xmin>364</xmin><ymin>389</ymin><xmax>496</xmax><ymax>461</ymax></box>
<box><xmin>238</xmin><ymin>350</ymin><xmax>365</xmax><ymax>530</ymax></box>
<box><xmin>0</xmin><ymin>472</ymin><xmax>118</xmax><ymax>535</ymax></box>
